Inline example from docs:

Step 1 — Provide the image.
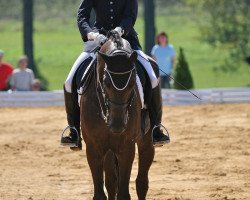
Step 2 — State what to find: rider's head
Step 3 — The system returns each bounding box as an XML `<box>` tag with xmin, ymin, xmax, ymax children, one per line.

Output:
<box><xmin>156</xmin><ymin>32</ymin><xmax>168</xmax><ymax>47</ymax></box>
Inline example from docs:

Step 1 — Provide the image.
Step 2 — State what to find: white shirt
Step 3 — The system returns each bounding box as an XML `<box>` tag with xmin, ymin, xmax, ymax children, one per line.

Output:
<box><xmin>10</xmin><ymin>68</ymin><xmax>34</xmax><ymax>91</ymax></box>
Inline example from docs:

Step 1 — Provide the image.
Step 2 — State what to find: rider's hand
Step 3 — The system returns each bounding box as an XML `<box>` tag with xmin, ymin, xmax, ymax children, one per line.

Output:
<box><xmin>87</xmin><ymin>32</ymin><xmax>99</xmax><ymax>40</ymax></box>
<box><xmin>87</xmin><ymin>32</ymin><xmax>107</xmax><ymax>46</ymax></box>
<box><xmin>114</xmin><ymin>27</ymin><xmax>124</xmax><ymax>37</ymax></box>
<box><xmin>95</xmin><ymin>34</ymin><xmax>107</xmax><ymax>45</ymax></box>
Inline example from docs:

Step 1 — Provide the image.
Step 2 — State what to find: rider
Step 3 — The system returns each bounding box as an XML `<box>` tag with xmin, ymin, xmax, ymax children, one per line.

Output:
<box><xmin>61</xmin><ymin>0</ymin><xmax>170</xmax><ymax>148</ymax></box>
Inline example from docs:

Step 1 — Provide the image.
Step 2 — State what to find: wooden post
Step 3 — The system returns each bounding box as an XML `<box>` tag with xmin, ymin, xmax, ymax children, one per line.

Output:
<box><xmin>143</xmin><ymin>0</ymin><xmax>156</xmax><ymax>55</ymax></box>
<box><xmin>23</xmin><ymin>0</ymin><xmax>37</xmax><ymax>74</ymax></box>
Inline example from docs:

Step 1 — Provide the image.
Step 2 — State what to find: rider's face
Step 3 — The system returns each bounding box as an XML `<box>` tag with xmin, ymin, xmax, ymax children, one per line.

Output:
<box><xmin>159</xmin><ymin>35</ymin><xmax>168</xmax><ymax>46</ymax></box>
<box><xmin>19</xmin><ymin>59</ymin><xmax>28</xmax><ymax>69</ymax></box>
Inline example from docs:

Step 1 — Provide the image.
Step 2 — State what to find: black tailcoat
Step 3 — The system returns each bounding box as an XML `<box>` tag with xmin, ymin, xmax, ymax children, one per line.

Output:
<box><xmin>77</xmin><ymin>0</ymin><xmax>141</xmax><ymax>50</ymax></box>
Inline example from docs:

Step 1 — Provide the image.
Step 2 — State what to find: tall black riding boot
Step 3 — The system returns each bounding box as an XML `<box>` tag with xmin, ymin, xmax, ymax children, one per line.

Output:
<box><xmin>61</xmin><ymin>86</ymin><xmax>82</xmax><ymax>150</ymax></box>
<box><xmin>149</xmin><ymin>84</ymin><xmax>170</xmax><ymax>146</ymax></box>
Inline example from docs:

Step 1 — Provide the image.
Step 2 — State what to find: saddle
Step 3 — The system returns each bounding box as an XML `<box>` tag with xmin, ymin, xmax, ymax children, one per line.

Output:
<box><xmin>76</xmin><ymin>56</ymin><xmax>96</xmax><ymax>95</ymax></box>
<box><xmin>75</xmin><ymin>56</ymin><xmax>151</xmax><ymax>136</ymax></box>
<box><xmin>135</xmin><ymin>61</ymin><xmax>152</xmax><ymax>136</ymax></box>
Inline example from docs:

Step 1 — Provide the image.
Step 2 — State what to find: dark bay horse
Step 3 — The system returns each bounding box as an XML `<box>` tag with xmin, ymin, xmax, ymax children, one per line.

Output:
<box><xmin>80</xmin><ymin>32</ymin><xmax>154</xmax><ymax>200</ymax></box>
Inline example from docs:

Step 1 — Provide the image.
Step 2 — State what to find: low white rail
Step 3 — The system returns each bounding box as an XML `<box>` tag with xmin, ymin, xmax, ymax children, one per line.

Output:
<box><xmin>0</xmin><ymin>91</ymin><xmax>64</xmax><ymax>107</ymax></box>
<box><xmin>0</xmin><ymin>87</ymin><xmax>250</xmax><ymax>107</ymax></box>
<box><xmin>162</xmin><ymin>87</ymin><xmax>250</xmax><ymax>105</ymax></box>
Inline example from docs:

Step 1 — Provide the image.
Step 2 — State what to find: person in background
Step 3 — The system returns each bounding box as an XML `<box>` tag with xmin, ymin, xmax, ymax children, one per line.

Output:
<box><xmin>10</xmin><ymin>55</ymin><xmax>34</xmax><ymax>91</ymax></box>
<box><xmin>0</xmin><ymin>50</ymin><xmax>14</xmax><ymax>91</ymax></box>
<box><xmin>32</xmin><ymin>79</ymin><xmax>41</xmax><ymax>91</ymax></box>
<box><xmin>151</xmin><ymin>32</ymin><xmax>176</xmax><ymax>89</ymax></box>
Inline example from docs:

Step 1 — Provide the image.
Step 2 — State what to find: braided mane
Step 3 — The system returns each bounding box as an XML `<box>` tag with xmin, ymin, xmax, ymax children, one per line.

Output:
<box><xmin>108</xmin><ymin>30</ymin><xmax>123</xmax><ymax>49</ymax></box>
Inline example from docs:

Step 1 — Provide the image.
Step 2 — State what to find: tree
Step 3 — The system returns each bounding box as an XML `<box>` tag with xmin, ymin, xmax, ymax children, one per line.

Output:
<box><xmin>143</xmin><ymin>0</ymin><xmax>156</xmax><ymax>55</ymax></box>
<box><xmin>187</xmin><ymin>0</ymin><xmax>250</xmax><ymax>70</ymax></box>
<box><xmin>173</xmin><ymin>47</ymin><xmax>194</xmax><ymax>90</ymax></box>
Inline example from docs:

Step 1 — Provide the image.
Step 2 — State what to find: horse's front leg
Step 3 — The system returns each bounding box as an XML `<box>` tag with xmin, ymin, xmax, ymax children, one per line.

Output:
<box><xmin>86</xmin><ymin>144</ymin><xmax>107</xmax><ymax>200</ymax></box>
<box><xmin>136</xmin><ymin>130</ymin><xmax>155</xmax><ymax>200</ymax></box>
<box><xmin>116</xmin><ymin>141</ymin><xmax>135</xmax><ymax>200</ymax></box>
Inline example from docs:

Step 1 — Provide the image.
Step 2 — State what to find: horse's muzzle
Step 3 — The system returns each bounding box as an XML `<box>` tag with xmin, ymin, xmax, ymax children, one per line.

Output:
<box><xmin>108</xmin><ymin>117</ymin><xmax>127</xmax><ymax>133</ymax></box>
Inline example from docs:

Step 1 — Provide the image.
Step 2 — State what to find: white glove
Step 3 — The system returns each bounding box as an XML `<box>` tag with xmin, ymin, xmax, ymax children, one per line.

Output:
<box><xmin>87</xmin><ymin>32</ymin><xmax>99</xmax><ymax>40</ymax></box>
<box><xmin>87</xmin><ymin>32</ymin><xmax>107</xmax><ymax>45</ymax></box>
<box><xmin>95</xmin><ymin>34</ymin><xmax>107</xmax><ymax>45</ymax></box>
<box><xmin>114</xmin><ymin>27</ymin><xmax>124</xmax><ymax>37</ymax></box>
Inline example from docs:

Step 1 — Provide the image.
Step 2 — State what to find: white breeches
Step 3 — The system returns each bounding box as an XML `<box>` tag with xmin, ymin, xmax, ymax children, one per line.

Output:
<box><xmin>135</xmin><ymin>50</ymin><xmax>159</xmax><ymax>88</ymax></box>
<box><xmin>64</xmin><ymin>49</ymin><xmax>159</xmax><ymax>93</ymax></box>
<box><xmin>65</xmin><ymin>52</ymin><xmax>90</xmax><ymax>93</ymax></box>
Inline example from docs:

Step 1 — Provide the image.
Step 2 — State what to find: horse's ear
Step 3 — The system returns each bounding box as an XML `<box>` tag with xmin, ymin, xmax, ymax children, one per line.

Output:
<box><xmin>129</xmin><ymin>51</ymin><xmax>138</xmax><ymax>63</ymax></box>
<box><xmin>98</xmin><ymin>51</ymin><xmax>110</xmax><ymax>63</ymax></box>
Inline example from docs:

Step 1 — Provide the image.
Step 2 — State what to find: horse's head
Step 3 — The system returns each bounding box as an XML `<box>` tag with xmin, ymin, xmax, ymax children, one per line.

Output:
<box><xmin>97</xmin><ymin>32</ymin><xmax>137</xmax><ymax>133</ymax></box>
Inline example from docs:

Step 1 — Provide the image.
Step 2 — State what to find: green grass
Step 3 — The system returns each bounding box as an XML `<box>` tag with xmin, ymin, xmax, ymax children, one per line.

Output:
<box><xmin>1</xmin><ymin>12</ymin><xmax>250</xmax><ymax>90</ymax></box>
<box><xmin>153</xmin><ymin>13</ymin><xmax>250</xmax><ymax>89</ymax></box>
<box><xmin>1</xmin><ymin>20</ymin><xmax>83</xmax><ymax>90</ymax></box>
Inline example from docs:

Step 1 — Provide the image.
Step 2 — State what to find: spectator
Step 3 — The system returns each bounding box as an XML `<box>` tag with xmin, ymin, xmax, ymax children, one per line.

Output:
<box><xmin>10</xmin><ymin>55</ymin><xmax>34</xmax><ymax>91</ymax></box>
<box><xmin>0</xmin><ymin>50</ymin><xmax>14</xmax><ymax>91</ymax></box>
<box><xmin>151</xmin><ymin>32</ymin><xmax>176</xmax><ymax>89</ymax></box>
<box><xmin>31</xmin><ymin>79</ymin><xmax>41</xmax><ymax>91</ymax></box>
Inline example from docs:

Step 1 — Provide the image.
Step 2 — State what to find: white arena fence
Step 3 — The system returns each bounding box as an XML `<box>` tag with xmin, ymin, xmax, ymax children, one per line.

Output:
<box><xmin>0</xmin><ymin>87</ymin><xmax>250</xmax><ymax>107</ymax></box>
<box><xmin>0</xmin><ymin>90</ymin><xmax>64</xmax><ymax>107</ymax></box>
<box><xmin>162</xmin><ymin>87</ymin><xmax>250</xmax><ymax>105</ymax></box>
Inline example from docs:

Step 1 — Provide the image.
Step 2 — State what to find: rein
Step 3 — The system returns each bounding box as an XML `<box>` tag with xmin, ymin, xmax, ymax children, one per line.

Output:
<box><xmin>95</xmin><ymin>69</ymin><xmax>109</xmax><ymax>124</ymax></box>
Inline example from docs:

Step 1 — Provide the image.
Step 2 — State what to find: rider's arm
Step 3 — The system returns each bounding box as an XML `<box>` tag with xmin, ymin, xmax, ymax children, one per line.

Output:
<box><xmin>77</xmin><ymin>0</ymin><xmax>94</xmax><ymax>41</ymax></box>
<box><xmin>119</xmin><ymin>0</ymin><xmax>138</xmax><ymax>36</ymax></box>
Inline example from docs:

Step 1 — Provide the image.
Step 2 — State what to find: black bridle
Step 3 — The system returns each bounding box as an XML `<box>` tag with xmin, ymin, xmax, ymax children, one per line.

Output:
<box><xmin>95</xmin><ymin>50</ymin><xmax>136</xmax><ymax>125</ymax></box>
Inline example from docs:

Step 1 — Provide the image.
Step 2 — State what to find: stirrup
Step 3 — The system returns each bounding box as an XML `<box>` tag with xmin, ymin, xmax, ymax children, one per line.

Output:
<box><xmin>152</xmin><ymin>124</ymin><xmax>170</xmax><ymax>147</ymax></box>
<box><xmin>60</xmin><ymin>125</ymin><xmax>80</xmax><ymax>148</ymax></box>
<box><xmin>152</xmin><ymin>124</ymin><xmax>170</xmax><ymax>137</ymax></box>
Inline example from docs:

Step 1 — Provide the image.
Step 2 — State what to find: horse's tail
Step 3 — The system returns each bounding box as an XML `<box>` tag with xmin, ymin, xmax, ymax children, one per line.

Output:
<box><xmin>104</xmin><ymin>150</ymin><xmax>118</xmax><ymax>196</ymax></box>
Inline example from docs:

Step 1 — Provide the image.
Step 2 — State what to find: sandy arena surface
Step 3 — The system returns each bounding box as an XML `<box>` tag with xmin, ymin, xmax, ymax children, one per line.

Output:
<box><xmin>0</xmin><ymin>104</ymin><xmax>249</xmax><ymax>200</ymax></box>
